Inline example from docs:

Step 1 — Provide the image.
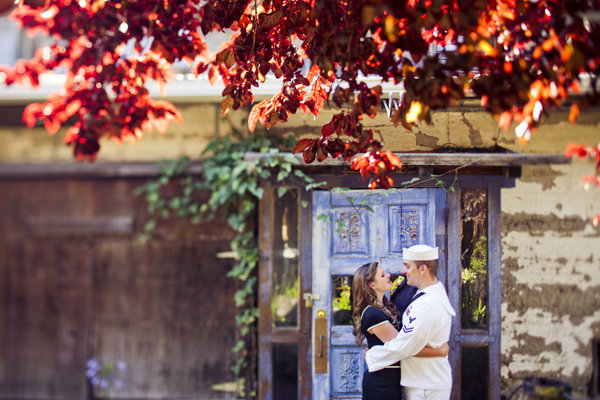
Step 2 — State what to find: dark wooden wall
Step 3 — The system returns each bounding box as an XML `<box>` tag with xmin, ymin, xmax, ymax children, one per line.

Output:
<box><xmin>0</xmin><ymin>174</ymin><xmax>239</xmax><ymax>399</ymax></box>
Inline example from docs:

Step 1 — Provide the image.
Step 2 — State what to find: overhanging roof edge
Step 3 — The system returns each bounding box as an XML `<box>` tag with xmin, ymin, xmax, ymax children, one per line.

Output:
<box><xmin>243</xmin><ymin>152</ymin><xmax>570</xmax><ymax>167</ymax></box>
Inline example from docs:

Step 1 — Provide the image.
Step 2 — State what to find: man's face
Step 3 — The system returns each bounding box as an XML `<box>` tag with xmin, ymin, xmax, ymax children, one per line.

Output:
<box><xmin>402</xmin><ymin>260</ymin><xmax>422</xmax><ymax>287</ymax></box>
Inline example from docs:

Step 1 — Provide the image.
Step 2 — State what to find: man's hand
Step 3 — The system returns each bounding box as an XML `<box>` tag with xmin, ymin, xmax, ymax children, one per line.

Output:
<box><xmin>439</xmin><ymin>342</ymin><xmax>449</xmax><ymax>357</ymax></box>
<box><xmin>414</xmin><ymin>342</ymin><xmax>449</xmax><ymax>358</ymax></box>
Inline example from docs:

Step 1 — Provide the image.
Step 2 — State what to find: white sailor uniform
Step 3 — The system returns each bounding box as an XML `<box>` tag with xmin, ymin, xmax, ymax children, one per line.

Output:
<box><xmin>365</xmin><ymin>281</ymin><xmax>456</xmax><ymax>398</ymax></box>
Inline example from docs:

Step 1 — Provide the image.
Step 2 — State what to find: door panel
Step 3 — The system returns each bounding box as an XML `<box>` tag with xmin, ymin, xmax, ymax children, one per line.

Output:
<box><xmin>311</xmin><ymin>189</ymin><xmax>446</xmax><ymax>400</ymax></box>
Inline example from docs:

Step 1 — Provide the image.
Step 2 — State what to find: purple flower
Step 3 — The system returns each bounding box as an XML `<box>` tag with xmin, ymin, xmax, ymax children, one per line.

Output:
<box><xmin>86</xmin><ymin>359</ymin><xmax>101</xmax><ymax>378</ymax></box>
<box><xmin>115</xmin><ymin>361</ymin><xmax>127</xmax><ymax>372</ymax></box>
<box><xmin>86</xmin><ymin>358</ymin><xmax>127</xmax><ymax>392</ymax></box>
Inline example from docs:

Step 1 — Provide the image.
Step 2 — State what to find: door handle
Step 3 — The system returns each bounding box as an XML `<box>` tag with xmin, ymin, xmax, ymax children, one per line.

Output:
<box><xmin>314</xmin><ymin>310</ymin><xmax>327</xmax><ymax>374</ymax></box>
<box><xmin>319</xmin><ymin>335</ymin><xmax>324</xmax><ymax>358</ymax></box>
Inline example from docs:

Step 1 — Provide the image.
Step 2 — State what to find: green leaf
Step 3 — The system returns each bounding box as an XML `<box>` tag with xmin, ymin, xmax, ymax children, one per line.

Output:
<box><xmin>306</xmin><ymin>181</ymin><xmax>327</xmax><ymax>190</ymax></box>
<box><xmin>277</xmin><ymin>187</ymin><xmax>288</xmax><ymax>198</ymax></box>
<box><xmin>277</xmin><ymin>170</ymin><xmax>289</xmax><ymax>182</ymax></box>
<box><xmin>169</xmin><ymin>197</ymin><xmax>181</xmax><ymax>210</ymax></box>
<box><xmin>332</xmin><ymin>187</ymin><xmax>350</xmax><ymax>192</ymax></box>
<box><xmin>143</xmin><ymin>219</ymin><xmax>156</xmax><ymax>233</ymax></box>
<box><xmin>401</xmin><ymin>177</ymin><xmax>421</xmax><ymax>185</ymax></box>
<box><xmin>317</xmin><ymin>213</ymin><xmax>332</xmax><ymax>223</ymax></box>
<box><xmin>146</xmin><ymin>191</ymin><xmax>160</xmax><ymax>204</ymax></box>
<box><xmin>231</xmin><ymin>340</ymin><xmax>245</xmax><ymax>353</ymax></box>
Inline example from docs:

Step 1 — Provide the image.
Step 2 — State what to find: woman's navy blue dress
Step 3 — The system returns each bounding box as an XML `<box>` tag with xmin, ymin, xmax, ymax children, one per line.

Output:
<box><xmin>360</xmin><ymin>305</ymin><xmax>402</xmax><ymax>400</ymax></box>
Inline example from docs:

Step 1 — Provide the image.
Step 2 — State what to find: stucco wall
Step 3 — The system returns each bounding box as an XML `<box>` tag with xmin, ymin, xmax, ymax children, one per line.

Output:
<box><xmin>500</xmin><ymin>162</ymin><xmax>600</xmax><ymax>394</ymax></box>
<box><xmin>0</xmin><ymin>103</ymin><xmax>242</xmax><ymax>163</ymax></box>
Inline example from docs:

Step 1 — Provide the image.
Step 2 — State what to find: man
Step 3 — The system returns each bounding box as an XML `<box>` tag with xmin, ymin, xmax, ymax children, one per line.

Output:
<box><xmin>365</xmin><ymin>244</ymin><xmax>456</xmax><ymax>400</ymax></box>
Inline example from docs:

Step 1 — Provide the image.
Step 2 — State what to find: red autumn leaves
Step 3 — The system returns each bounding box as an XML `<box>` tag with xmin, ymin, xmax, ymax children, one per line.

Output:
<box><xmin>1</xmin><ymin>0</ymin><xmax>599</xmax><ymax>190</ymax></box>
<box><xmin>566</xmin><ymin>143</ymin><xmax>600</xmax><ymax>226</ymax></box>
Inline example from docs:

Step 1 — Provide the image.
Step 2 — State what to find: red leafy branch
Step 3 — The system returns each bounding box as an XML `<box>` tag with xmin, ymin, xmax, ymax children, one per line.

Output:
<box><xmin>566</xmin><ymin>143</ymin><xmax>600</xmax><ymax>226</ymax></box>
<box><xmin>350</xmin><ymin>152</ymin><xmax>403</xmax><ymax>189</ymax></box>
<box><xmin>0</xmin><ymin>0</ymin><xmax>599</xmax><ymax>193</ymax></box>
<box><xmin>566</xmin><ymin>143</ymin><xmax>600</xmax><ymax>178</ymax></box>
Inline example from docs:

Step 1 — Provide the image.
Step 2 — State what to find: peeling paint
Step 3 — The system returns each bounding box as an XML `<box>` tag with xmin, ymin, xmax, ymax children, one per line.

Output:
<box><xmin>505</xmin><ymin>280</ymin><xmax>600</xmax><ymax>325</ymax></box>
<box><xmin>501</xmin><ymin>305</ymin><xmax>600</xmax><ymax>389</ymax></box>
<box><xmin>497</xmin><ymin>135</ymin><xmax>517</xmax><ymax>146</ymax></box>
<box><xmin>519</xmin><ymin>165</ymin><xmax>564</xmax><ymax>190</ymax></box>
<box><xmin>501</xmin><ymin>251</ymin><xmax>600</xmax><ymax>392</ymax></box>
<box><xmin>460</xmin><ymin>112</ymin><xmax>484</xmax><ymax>146</ymax></box>
<box><xmin>502</xmin><ymin>212</ymin><xmax>592</xmax><ymax>236</ymax></box>
<box><xmin>502</xmin><ymin>256</ymin><xmax>600</xmax><ymax>318</ymax></box>
<box><xmin>414</xmin><ymin>128</ymin><xmax>439</xmax><ymax>147</ymax></box>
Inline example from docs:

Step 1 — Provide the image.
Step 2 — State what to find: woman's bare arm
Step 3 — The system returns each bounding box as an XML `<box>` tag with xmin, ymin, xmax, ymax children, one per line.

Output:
<box><xmin>368</xmin><ymin>321</ymin><xmax>398</xmax><ymax>343</ymax></box>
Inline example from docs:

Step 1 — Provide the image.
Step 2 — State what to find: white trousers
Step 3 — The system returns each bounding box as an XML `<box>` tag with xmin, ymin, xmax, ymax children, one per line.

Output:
<box><xmin>403</xmin><ymin>387</ymin><xmax>451</xmax><ymax>400</ymax></box>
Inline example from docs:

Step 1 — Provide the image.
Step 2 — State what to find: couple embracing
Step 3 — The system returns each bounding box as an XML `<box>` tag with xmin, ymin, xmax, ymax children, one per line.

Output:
<box><xmin>352</xmin><ymin>245</ymin><xmax>456</xmax><ymax>400</ymax></box>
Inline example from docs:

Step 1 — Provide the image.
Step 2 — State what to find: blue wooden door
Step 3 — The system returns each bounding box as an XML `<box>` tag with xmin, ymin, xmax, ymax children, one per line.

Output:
<box><xmin>311</xmin><ymin>189</ymin><xmax>446</xmax><ymax>400</ymax></box>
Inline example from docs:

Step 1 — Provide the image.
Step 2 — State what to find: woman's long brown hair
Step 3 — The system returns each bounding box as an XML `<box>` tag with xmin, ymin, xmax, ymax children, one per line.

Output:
<box><xmin>351</xmin><ymin>261</ymin><xmax>400</xmax><ymax>346</ymax></box>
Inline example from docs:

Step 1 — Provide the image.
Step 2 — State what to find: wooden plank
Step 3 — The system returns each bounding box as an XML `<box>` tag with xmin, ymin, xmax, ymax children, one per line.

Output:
<box><xmin>258</xmin><ymin>185</ymin><xmax>274</xmax><ymax>400</ymax></box>
<box><xmin>270</xmin><ymin>327</ymin><xmax>300</xmax><ymax>343</ymax></box>
<box><xmin>298</xmin><ymin>188</ymin><xmax>313</xmax><ymax>400</ymax></box>
<box><xmin>311</xmin><ymin>191</ymin><xmax>333</xmax><ymax>398</ymax></box>
<box><xmin>434</xmin><ymin>188</ymin><xmax>448</xmax><ymax>286</ymax></box>
<box><xmin>453</xmin><ymin>335</ymin><xmax>495</xmax><ymax>344</ymax></box>
<box><xmin>0</xmin><ymin>239</ymin><xmax>92</xmax><ymax>400</ymax></box>
<box><xmin>0</xmin><ymin>245</ymin><xmax>6</xmax><ymax>388</ymax></box>
<box><xmin>393</xmin><ymin>153</ymin><xmax>569</xmax><ymax>166</ymax></box>
<box><xmin>487</xmin><ymin>183</ymin><xmax>502</xmax><ymax>400</ymax></box>
<box><xmin>91</xmin><ymin>238</ymin><xmax>239</xmax><ymax>399</ymax></box>
<box><xmin>277</xmin><ymin>173</ymin><xmax>516</xmax><ymax>190</ymax></box>
<box><xmin>0</xmin><ymin>151</ymin><xmax>568</xmax><ymax>180</ymax></box>
<box><xmin>244</xmin><ymin>151</ymin><xmax>570</xmax><ymax>167</ymax></box>
<box><xmin>26</xmin><ymin>216</ymin><xmax>133</xmax><ymax>235</ymax></box>
<box><xmin>446</xmin><ymin>185</ymin><xmax>462</xmax><ymax>400</ymax></box>
<box><xmin>0</xmin><ymin>162</ymin><xmax>204</xmax><ymax>179</ymax></box>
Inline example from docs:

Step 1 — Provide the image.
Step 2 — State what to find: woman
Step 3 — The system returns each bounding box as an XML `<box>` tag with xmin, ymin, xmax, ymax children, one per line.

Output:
<box><xmin>352</xmin><ymin>261</ymin><xmax>449</xmax><ymax>400</ymax></box>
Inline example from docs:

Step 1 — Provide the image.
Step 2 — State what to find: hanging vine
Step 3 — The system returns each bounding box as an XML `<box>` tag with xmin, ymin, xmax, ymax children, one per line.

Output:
<box><xmin>134</xmin><ymin>130</ymin><xmax>323</xmax><ymax>399</ymax></box>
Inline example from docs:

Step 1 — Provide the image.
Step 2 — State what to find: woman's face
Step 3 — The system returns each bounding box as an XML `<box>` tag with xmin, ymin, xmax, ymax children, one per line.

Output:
<box><xmin>369</xmin><ymin>266</ymin><xmax>392</xmax><ymax>295</ymax></box>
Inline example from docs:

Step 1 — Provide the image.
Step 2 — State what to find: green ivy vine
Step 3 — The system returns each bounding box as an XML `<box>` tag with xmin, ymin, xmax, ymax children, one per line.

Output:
<box><xmin>134</xmin><ymin>130</ymin><xmax>322</xmax><ymax>398</ymax></box>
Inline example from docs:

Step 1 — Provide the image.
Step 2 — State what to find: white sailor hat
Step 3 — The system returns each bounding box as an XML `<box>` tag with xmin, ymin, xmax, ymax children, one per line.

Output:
<box><xmin>403</xmin><ymin>244</ymin><xmax>439</xmax><ymax>261</ymax></box>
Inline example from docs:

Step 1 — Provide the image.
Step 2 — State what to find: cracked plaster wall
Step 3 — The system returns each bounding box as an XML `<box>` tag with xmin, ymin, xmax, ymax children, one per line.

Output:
<box><xmin>500</xmin><ymin>161</ymin><xmax>600</xmax><ymax>395</ymax></box>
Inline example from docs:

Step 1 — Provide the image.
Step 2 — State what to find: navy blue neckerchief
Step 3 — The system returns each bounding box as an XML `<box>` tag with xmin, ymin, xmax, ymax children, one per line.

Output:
<box><xmin>390</xmin><ymin>277</ymin><xmax>419</xmax><ymax>317</ymax></box>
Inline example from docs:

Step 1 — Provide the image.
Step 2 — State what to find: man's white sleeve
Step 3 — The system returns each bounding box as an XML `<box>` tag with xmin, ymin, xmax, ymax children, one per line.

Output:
<box><xmin>365</xmin><ymin>303</ymin><xmax>431</xmax><ymax>372</ymax></box>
